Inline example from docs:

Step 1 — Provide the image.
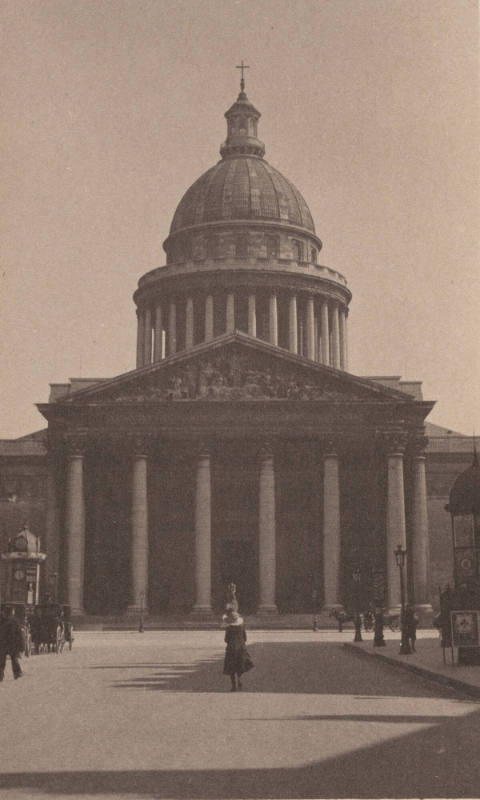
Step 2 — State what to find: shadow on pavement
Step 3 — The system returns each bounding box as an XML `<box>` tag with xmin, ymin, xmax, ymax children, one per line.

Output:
<box><xmin>4</xmin><ymin>642</ymin><xmax>479</xmax><ymax>797</ymax></box>
<box><xmin>107</xmin><ymin>641</ymin><xmax>466</xmax><ymax>697</ymax></box>
<box><xmin>2</xmin><ymin>703</ymin><xmax>480</xmax><ymax>799</ymax></box>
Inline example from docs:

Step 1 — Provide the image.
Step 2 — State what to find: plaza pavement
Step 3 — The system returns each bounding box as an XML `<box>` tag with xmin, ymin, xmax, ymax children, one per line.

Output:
<box><xmin>1</xmin><ymin>628</ymin><xmax>480</xmax><ymax>800</ymax></box>
<box><xmin>344</xmin><ymin>627</ymin><xmax>480</xmax><ymax>699</ymax></box>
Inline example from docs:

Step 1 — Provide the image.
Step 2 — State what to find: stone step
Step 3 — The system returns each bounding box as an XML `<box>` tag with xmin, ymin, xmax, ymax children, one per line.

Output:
<box><xmin>72</xmin><ymin>613</ymin><xmax>342</xmax><ymax>631</ymax></box>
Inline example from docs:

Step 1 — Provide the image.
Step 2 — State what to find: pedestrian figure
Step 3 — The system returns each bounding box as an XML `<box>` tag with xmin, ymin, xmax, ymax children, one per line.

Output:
<box><xmin>0</xmin><ymin>606</ymin><xmax>25</xmax><ymax>680</ymax></box>
<box><xmin>223</xmin><ymin>608</ymin><xmax>253</xmax><ymax>691</ymax></box>
<box><xmin>333</xmin><ymin>609</ymin><xmax>347</xmax><ymax>632</ymax></box>
<box><xmin>404</xmin><ymin>605</ymin><xmax>418</xmax><ymax>652</ymax></box>
<box><xmin>363</xmin><ymin>609</ymin><xmax>374</xmax><ymax>632</ymax></box>
<box><xmin>373</xmin><ymin>607</ymin><xmax>386</xmax><ymax>647</ymax></box>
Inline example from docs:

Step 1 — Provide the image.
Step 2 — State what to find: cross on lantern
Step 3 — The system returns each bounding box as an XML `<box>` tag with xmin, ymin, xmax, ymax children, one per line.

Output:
<box><xmin>236</xmin><ymin>60</ymin><xmax>249</xmax><ymax>91</ymax></box>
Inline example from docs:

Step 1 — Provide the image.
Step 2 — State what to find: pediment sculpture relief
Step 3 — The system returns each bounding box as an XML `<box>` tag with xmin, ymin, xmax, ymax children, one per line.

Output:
<box><xmin>109</xmin><ymin>352</ymin><xmax>358</xmax><ymax>402</ymax></box>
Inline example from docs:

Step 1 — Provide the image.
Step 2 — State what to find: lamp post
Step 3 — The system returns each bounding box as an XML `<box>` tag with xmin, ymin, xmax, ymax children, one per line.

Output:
<box><xmin>312</xmin><ymin>584</ymin><xmax>318</xmax><ymax>632</ymax></box>
<box><xmin>352</xmin><ymin>568</ymin><xmax>362</xmax><ymax>642</ymax></box>
<box><xmin>138</xmin><ymin>591</ymin><xmax>145</xmax><ymax>634</ymax></box>
<box><xmin>394</xmin><ymin>544</ymin><xmax>411</xmax><ymax>655</ymax></box>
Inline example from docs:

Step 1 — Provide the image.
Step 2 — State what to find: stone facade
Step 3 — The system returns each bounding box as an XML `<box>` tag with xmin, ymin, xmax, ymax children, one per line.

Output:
<box><xmin>0</xmin><ymin>82</ymin><xmax>471</xmax><ymax>617</ymax></box>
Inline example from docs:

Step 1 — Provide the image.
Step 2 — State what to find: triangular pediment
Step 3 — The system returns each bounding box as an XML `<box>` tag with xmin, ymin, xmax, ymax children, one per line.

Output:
<box><xmin>53</xmin><ymin>332</ymin><xmax>417</xmax><ymax>406</ymax></box>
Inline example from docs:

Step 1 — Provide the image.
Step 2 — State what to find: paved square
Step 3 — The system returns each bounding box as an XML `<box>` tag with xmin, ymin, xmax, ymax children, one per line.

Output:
<box><xmin>1</xmin><ymin>630</ymin><xmax>479</xmax><ymax>799</ymax></box>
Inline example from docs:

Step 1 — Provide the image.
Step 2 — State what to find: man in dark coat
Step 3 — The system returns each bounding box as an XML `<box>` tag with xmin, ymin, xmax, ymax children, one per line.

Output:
<box><xmin>404</xmin><ymin>604</ymin><xmax>418</xmax><ymax>652</ymax></box>
<box><xmin>0</xmin><ymin>607</ymin><xmax>25</xmax><ymax>680</ymax></box>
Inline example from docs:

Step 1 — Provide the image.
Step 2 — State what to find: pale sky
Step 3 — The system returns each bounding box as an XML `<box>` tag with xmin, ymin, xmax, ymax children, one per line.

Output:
<box><xmin>1</xmin><ymin>0</ymin><xmax>478</xmax><ymax>438</ymax></box>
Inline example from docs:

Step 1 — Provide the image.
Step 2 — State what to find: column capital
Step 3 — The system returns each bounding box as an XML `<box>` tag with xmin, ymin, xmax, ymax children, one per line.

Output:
<box><xmin>320</xmin><ymin>437</ymin><xmax>340</xmax><ymax>457</ymax></box>
<box><xmin>409</xmin><ymin>434</ymin><xmax>429</xmax><ymax>457</ymax></box>
<box><xmin>377</xmin><ymin>430</ymin><xmax>409</xmax><ymax>455</ymax></box>
<box><xmin>128</xmin><ymin>435</ymin><xmax>150</xmax><ymax>457</ymax></box>
<box><xmin>194</xmin><ymin>439</ymin><xmax>214</xmax><ymax>460</ymax></box>
<box><xmin>258</xmin><ymin>442</ymin><xmax>274</xmax><ymax>461</ymax></box>
<box><xmin>63</xmin><ymin>434</ymin><xmax>87</xmax><ymax>457</ymax></box>
<box><xmin>197</xmin><ymin>443</ymin><xmax>212</xmax><ymax>460</ymax></box>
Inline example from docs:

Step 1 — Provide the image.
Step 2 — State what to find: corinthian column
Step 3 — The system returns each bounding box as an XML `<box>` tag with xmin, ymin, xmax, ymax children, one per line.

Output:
<box><xmin>339</xmin><ymin>308</ymin><xmax>347</xmax><ymax>370</ymax></box>
<box><xmin>168</xmin><ymin>301</ymin><xmax>177</xmax><ymax>356</ymax></box>
<box><xmin>65</xmin><ymin>438</ymin><xmax>86</xmax><ymax>616</ymax></box>
<box><xmin>331</xmin><ymin>303</ymin><xmax>340</xmax><ymax>368</ymax></box>
<box><xmin>153</xmin><ymin>303</ymin><xmax>163</xmax><ymax>362</ymax></box>
<box><xmin>205</xmin><ymin>294</ymin><xmax>214</xmax><ymax>341</ymax></box>
<box><xmin>136</xmin><ymin>309</ymin><xmax>145</xmax><ymax>368</ymax></box>
<box><xmin>320</xmin><ymin>301</ymin><xmax>329</xmax><ymax>365</ymax></box>
<box><xmin>45</xmin><ymin>448</ymin><xmax>60</xmax><ymax>587</ymax></box>
<box><xmin>226</xmin><ymin>293</ymin><xmax>235</xmax><ymax>332</ymax></box>
<box><xmin>306</xmin><ymin>296</ymin><xmax>315</xmax><ymax>360</ymax></box>
<box><xmin>258</xmin><ymin>447</ymin><xmax>278</xmax><ymax>613</ymax></box>
<box><xmin>193</xmin><ymin>447</ymin><xmax>212</xmax><ymax>614</ymax></box>
<box><xmin>323</xmin><ymin>443</ymin><xmax>341</xmax><ymax>609</ymax></box>
<box><xmin>386</xmin><ymin>437</ymin><xmax>407</xmax><ymax>612</ymax></box>
<box><xmin>127</xmin><ymin>440</ymin><xmax>149</xmax><ymax>615</ymax></box>
<box><xmin>288</xmin><ymin>294</ymin><xmax>298</xmax><ymax>353</ymax></box>
<box><xmin>269</xmin><ymin>293</ymin><xmax>278</xmax><ymax>346</ymax></box>
<box><xmin>143</xmin><ymin>307</ymin><xmax>152</xmax><ymax>366</ymax></box>
<box><xmin>185</xmin><ymin>296</ymin><xmax>194</xmax><ymax>349</ymax></box>
<box><xmin>411</xmin><ymin>438</ymin><xmax>432</xmax><ymax>613</ymax></box>
<box><xmin>248</xmin><ymin>293</ymin><xmax>257</xmax><ymax>337</ymax></box>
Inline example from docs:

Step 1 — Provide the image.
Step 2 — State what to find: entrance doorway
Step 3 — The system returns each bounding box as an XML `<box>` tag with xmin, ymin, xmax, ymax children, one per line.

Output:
<box><xmin>220</xmin><ymin>540</ymin><xmax>256</xmax><ymax>613</ymax></box>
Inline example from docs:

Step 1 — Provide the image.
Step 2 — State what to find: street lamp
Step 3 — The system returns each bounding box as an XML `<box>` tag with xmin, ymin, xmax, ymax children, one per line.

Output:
<box><xmin>352</xmin><ymin>568</ymin><xmax>363</xmax><ymax>642</ymax></box>
<box><xmin>394</xmin><ymin>544</ymin><xmax>411</xmax><ymax>655</ymax></box>
<box><xmin>138</xmin><ymin>592</ymin><xmax>145</xmax><ymax>634</ymax></box>
<box><xmin>312</xmin><ymin>584</ymin><xmax>318</xmax><ymax>632</ymax></box>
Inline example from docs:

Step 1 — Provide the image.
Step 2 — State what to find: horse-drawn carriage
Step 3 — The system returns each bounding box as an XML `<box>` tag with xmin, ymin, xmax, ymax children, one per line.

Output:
<box><xmin>330</xmin><ymin>607</ymin><xmax>399</xmax><ymax>632</ymax></box>
<box><xmin>30</xmin><ymin>603</ymin><xmax>73</xmax><ymax>654</ymax></box>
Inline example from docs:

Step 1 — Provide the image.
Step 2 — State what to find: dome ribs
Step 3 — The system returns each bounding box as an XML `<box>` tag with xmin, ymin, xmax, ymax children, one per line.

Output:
<box><xmin>290</xmin><ymin>183</ymin><xmax>315</xmax><ymax>232</ymax></box>
<box><xmin>267</xmin><ymin>165</ymin><xmax>302</xmax><ymax>226</ymax></box>
<box><xmin>168</xmin><ymin>158</ymin><xmax>316</xmax><ymax>234</ymax></box>
<box><xmin>231</xmin><ymin>158</ymin><xmax>251</xmax><ymax>218</ymax></box>
<box><xmin>197</xmin><ymin>164</ymin><xmax>222</xmax><ymax>225</ymax></box>
<box><xmin>204</xmin><ymin>164</ymin><xmax>226</xmax><ymax>222</ymax></box>
<box><xmin>247</xmin><ymin>159</ymin><xmax>263</xmax><ymax>218</ymax></box>
<box><xmin>258</xmin><ymin>161</ymin><xmax>280</xmax><ymax>220</ymax></box>
<box><xmin>220</xmin><ymin>159</ymin><xmax>238</xmax><ymax>219</ymax></box>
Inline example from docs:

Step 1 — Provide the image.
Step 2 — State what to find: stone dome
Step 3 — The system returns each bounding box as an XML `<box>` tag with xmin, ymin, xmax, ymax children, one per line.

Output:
<box><xmin>168</xmin><ymin>85</ymin><xmax>315</xmax><ymax>238</ymax></box>
<box><xmin>134</xmin><ymin>78</ymin><xmax>350</xmax><ymax>374</ymax></box>
<box><xmin>169</xmin><ymin>157</ymin><xmax>315</xmax><ymax>235</ymax></box>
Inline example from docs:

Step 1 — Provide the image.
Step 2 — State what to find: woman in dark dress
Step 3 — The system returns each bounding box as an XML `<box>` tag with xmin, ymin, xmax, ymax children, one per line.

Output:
<box><xmin>223</xmin><ymin>609</ymin><xmax>253</xmax><ymax>691</ymax></box>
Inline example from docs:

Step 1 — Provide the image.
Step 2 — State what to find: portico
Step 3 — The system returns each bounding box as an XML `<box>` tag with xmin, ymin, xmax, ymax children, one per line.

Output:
<box><xmin>39</xmin><ymin>334</ymin><xmax>433</xmax><ymax>618</ymax></box>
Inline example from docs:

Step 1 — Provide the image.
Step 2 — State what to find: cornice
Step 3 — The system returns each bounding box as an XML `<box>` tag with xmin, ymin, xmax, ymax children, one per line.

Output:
<box><xmin>137</xmin><ymin>259</ymin><xmax>347</xmax><ymax>291</ymax></box>
<box><xmin>134</xmin><ymin>268</ymin><xmax>351</xmax><ymax>307</ymax></box>
<box><xmin>163</xmin><ymin>218</ymin><xmax>323</xmax><ymax>251</ymax></box>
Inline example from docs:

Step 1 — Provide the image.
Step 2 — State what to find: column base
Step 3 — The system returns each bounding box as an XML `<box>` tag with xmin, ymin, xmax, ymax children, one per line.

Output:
<box><xmin>323</xmin><ymin>603</ymin><xmax>344</xmax><ymax>614</ymax></box>
<box><xmin>256</xmin><ymin>604</ymin><xmax>279</xmax><ymax>614</ymax></box>
<box><xmin>191</xmin><ymin>605</ymin><xmax>213</xmax><ymax>617</ymax></box>
<box><xmin>388</xmin><ymin>605</ymin><xmax>402</xmax><ymax>616</ymax></box>
<box><xmin>414</xmin><ymin>603</ymin><xmax>433</xmax><ymax>614</ymax></box>
<box><xmin>125</xmin><ymin>605</ymin><xmax>149</xmax><ymax>617</ymax></box>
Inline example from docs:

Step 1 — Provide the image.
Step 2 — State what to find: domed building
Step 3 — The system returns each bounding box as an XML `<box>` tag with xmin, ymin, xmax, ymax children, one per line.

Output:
<box><xmin>134</xmin><ymin>82</ymin><xmax>349</xmax><ymax>370</ymax></box>
<box><xmin>2</xmin><ymin>78</ymin><xmax>472</xmax><ymax>621</ymax></box>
